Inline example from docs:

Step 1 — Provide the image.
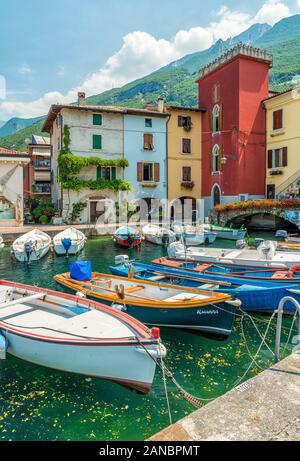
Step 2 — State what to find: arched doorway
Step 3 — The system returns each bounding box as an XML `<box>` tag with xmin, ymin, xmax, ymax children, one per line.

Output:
<box><xmin>212</xmin><ymin>185</ymin><xmax>221</xmax><ymax>208</ymax></box>
<box><xmin>170</xmin><ymin>197</ymin><xmax>197</xmax><ymax>223</ymax></box>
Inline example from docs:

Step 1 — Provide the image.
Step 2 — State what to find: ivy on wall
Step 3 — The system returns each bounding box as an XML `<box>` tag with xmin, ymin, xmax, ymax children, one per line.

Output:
<box><xmin>58</xmin><ymin>124</ymin><xmax>132</xmax><ymax>192</ymax></box>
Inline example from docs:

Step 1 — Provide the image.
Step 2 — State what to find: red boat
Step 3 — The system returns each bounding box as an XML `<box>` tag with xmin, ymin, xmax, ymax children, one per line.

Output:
<box><xmin>113</xmin><ymin>226</ymin><xmax>142</xmax><ymax>249</ymax></box>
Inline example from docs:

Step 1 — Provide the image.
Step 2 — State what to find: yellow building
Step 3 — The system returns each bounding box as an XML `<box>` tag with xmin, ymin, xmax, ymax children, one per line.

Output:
<box><xmin>264</xmin><ymin>88</ymin><xmax>300</xmax><ymax>199</ymax></box>
<box><xmin>165</xmin><ymin>106</ymin><xmax>203</xmax><ymax>216</ymax></box>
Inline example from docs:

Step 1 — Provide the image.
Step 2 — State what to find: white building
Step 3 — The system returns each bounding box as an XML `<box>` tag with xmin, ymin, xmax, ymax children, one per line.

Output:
<box><xmin>43</xmin><ymin>92</ymin><xmax>169</xmax><ymax>224</ymax></box>
<box><xmin>0</xmin><ymin>147</ymin><xmax>30</xmax><ymax>227</ymax></box>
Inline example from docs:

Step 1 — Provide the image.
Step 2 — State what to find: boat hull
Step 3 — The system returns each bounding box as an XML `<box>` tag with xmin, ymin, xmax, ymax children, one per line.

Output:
<box><xmin>120</xmin><ymin>302</ymin><xmax>235</xmax><ymax>339</ymax></box>
<box><xmin>2</xmin><ymin>330</ymin><xmax>158</xmax><ymax>393</ymax></box>
<box><xmin>54</xmin><ymin>240</ymin><xmax>85</xmax><ymax>256</ymax></box>
<box><xmin>114</xmin><ymin>236</ymin><xmax>142</xmax><ymax>248</ymax></box>
<box><xmin>184</xmin><ymin>232</ymin><xmax>217</xmax><ymax>246</ymax></box>
<box><xmin>13</xmin><ymin>245</ymin><xmax>50</xmax><ymax>262</ymax></box>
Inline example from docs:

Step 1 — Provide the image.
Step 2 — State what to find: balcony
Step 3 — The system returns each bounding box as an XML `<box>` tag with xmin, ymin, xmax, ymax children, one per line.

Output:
<box><xmin>181</xmin><ymin>181</ymin><xmax>195</xmax><ymax>190</ymax></box>
<box><xmin>33</xmin><ymin>183</ymin><xmax>51</xmax><ymax>194</ymax></box>
<box><xmin>33</xmin><ymin>159</ymin><xmax>51</xmax><ymax>169</ymax></box>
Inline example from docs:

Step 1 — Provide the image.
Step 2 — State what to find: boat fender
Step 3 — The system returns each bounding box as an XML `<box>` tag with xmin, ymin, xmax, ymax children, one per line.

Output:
<box><xmin>225</xmin><ymin>299</ymin><xmax>242</xmax><ymax>308</ymax></box>
<box><xmin>111</xmin><ymin>303</ymin><xmax>127</xmax><ymax>312</ymax></box>
<box><xmin>287</xmin><ymin>265</ymin><xmax>300</xmax><ymax>279</ymax></box>
<box><xmin>76</xmin><ymin>291</ymin><xmax>86</xmax><ymax>299</ymax></box>
<box><xmin>151</xmin><ymin>327</ymin><xmax>160</xmax><ymax>339</ymax></box>
<box><xmin>0</xmin><ymin>332</ymin><xmax>7</xmax><ymax>360</ymax></box>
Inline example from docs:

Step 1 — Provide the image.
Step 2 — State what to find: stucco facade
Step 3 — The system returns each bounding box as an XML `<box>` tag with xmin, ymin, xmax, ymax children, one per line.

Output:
<box><xmin>0</xmin><ymin>148</ymin><xmax>30</xmax><ymax>227</ymax></box>
<box><xmin>198</xmin><ymin>44</ymin><xmax>272</xmax><ymax>216</ymax></box>
<box><xmin>124</xmin><ymin>112</ymin><xmax>168</xmax><ymax>206</ymax></box>
<box><xmin>264</xmin><ymin>89</ymin><xmax>300</xmax><ymax>199</ymax></box>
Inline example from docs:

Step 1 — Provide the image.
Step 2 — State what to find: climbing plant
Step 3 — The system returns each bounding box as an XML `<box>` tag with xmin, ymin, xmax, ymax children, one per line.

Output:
<box><xmin>58</xmin><ymin>124</ymin><xmax>131</xmax><ymax>192</ymax></box>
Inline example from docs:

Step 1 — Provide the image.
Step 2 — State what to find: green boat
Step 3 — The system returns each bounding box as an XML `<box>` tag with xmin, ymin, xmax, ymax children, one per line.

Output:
<box><xmin>204</xmin><ymin>224</ymin><xmax>247</xmax><ymax>241</ymax></box>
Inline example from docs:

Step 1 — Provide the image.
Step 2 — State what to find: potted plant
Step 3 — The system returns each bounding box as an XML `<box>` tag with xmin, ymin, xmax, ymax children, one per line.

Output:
<box><xmin>39</xmin><ymin>215</ymin><xmax>48</xmax><ymax>225</ymax></box>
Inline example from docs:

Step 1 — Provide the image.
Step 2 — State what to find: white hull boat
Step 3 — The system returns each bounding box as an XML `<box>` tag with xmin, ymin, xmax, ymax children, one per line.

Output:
<box><xmin>142</xmin><ymin>224</ymin><xmax>176</xmax><ymax>246</ymax></box>
<box><xmin>12</xmin><ymin>229</ymin><xmax>51</xmax><ymax>263</ymax></box>
<box><xmin>53</xmin><ymin>227</ymin><xmax>86</xmax><ymax>255</ymax></box>
<box><xmin>0</xmin><ymin>235</ymin><xmax>4</xmax><ymax>249</ymax></box>
<box><xmin>167</xmin><ymin>241</ymin><xmax>300</xmax><ymax>269</ymax></box>
<box><xmin>203</xmin><ymin>224</ymin><xmax>247</xmax><ymax>241</ymax></box>
<box><xmin>183</xmin><ymin>230</ymin><xmax>217</xmax><ymax>246</ymax></box>
<box><xmin>0</xmin><ymin>280</ymin><xmax>165</xmax><ymax>393</ymax></box>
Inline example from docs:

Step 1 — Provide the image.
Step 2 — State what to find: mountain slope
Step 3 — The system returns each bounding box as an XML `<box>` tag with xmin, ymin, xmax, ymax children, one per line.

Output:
<box><xmin>0</xmin><ymin>119</ymin><xmax>45</xmax><ymax>151</ymax></box>
<box><xmin>0</xmin><ymin>115</ymin><xmax>45</xmax><ymax>138</ymax></box>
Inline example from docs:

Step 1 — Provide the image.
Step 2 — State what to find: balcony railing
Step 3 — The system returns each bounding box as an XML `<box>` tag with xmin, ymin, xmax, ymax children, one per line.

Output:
<box><xmin>33</xmin><ymin>160</ymin><xmax>51</xmax><ymax>169</ymax></box>
<box><xmin>181</xmin><ymin>181</ymin><xmax>195</xmax><ymax>189</ymax></box>
<box><xmin>34</xmin><ymin>183</ymin><xmax>51</xmax><ymax>194</ymax></box>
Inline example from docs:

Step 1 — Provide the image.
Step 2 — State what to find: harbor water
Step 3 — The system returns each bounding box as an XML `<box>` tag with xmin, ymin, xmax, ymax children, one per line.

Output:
<box><xmin>0</xmin><ymin>235</ymin><xmax>297</xmax><ymax>441</ymax></box>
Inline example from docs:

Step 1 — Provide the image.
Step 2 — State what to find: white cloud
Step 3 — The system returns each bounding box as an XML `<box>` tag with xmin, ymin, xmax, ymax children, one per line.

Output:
<box><xmin>297</xmin><ymin>0</ymin><xmax>300</xmax><ymax>10</ymax></box>
<box><xmin>18</xmin><ymin>64</ymin><xmax>32</xmax><ymax>75</ymax></box>
<box><xmin>0</xmin><ymin>1</ymin><xmax>292</xmax><ymax>120</ymax></box>
<box><xmin>254</xmin><ymin>0</ymin><xmax>291</xmax><ymax>25</ymax></box>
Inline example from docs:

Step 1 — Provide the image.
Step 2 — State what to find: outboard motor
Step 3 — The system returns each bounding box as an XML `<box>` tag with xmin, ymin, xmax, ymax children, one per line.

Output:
<box><xmin>161</xmin><ymin>232</ymin><xmax>170</xmax><ymax>246</ymax></box>
<box><xmin>24</xmin><ymin>239</ymin><xmax>34</xmax><ymax>263</ymax></box>
<box><xmin>236</xmin><ymin>239</ymin><xmax>247</xmax><ymax>249</ymax></box>
<box><xmin>62</xmin><ymin>237</ymin><xmax>72</xmax><ymax>257</ymax></box>
<box><xmin>275</xmin><ymin>230</ymin><xmax>288</xmax><ymax>241</ymax></box>
<box><xmin>127</xmin><ymin>234</ymin><xmax>133</xmax><ymax>248</ymax></box>
<box><xmin>257</xmin><ymin>240</ymin><xmax>276</xmax><ymax>260</ymax></box>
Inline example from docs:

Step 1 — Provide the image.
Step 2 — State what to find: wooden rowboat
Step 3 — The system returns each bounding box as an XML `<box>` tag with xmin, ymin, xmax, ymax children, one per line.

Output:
<box><xmin>0</xmin><ymin>280</ymin><xmax>165</xmax><ymax>393</ymax></box>
<box><xmin>54</xmin><ymin>270</ymin><xmax>238</xmax><ymax>339</ymax></box>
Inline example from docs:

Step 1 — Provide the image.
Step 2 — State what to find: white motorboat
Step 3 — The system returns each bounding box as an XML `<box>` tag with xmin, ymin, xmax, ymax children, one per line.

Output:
<box><xmin>172</xmin><ymin>224</ymin><xmax>217</xmax><ymax>246</ymax></box>
<box><xmin>0</xmin><ymin>280</ymin><xmax>166</xmax><ymax>393</ymax></box>
<box><xmin>167</xmin><ymin>240</ymin><xmax>300</xmax><ymax>269</ymax></box>
<box><xmin>12</xmin><ymin>229</ymin><xmax>51</xmax><ymax>263</ymax></box>
<box><xmin>0</xmin><ymin>235</ymin><xmax>4</xmax><ymax>249</ymax></box>
<box><xmin>53</xmin><ymin>227</ymin><xmax>86</xmax><ymax>255</ymax></box>
<box><xmin>203</xmin><ymin>224</ymin><xmax>247</xmax><ymax>241</ymax></box>
<box><xmin>142</xmin><ymin>224</ymin><xmax>176</xmax><ymax>246</ymax></box>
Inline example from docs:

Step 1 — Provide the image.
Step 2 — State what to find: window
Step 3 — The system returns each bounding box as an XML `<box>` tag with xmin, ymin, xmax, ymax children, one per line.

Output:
<box><xmin>178</xmin><ymin>116</ymin><xmax>192</xmax><ymax>129</ymax></box>
<box><xmin>143</xmin><ymin>162</ymin><xmax>154</xmax><ymax>181</ymax></box>
<box><xmin>212</xmin><ymin>145</ymin><xmax>221</xmax><ymax>173</ymax></box>
<box><xmin>267</xmin><ymin>147</ymin><xmax>288</xmax><ymax>168</ymax></box>
<box><xmin>56</xmin><ymin>115</ymin><xmax>62</xmax><ymax>127</ymax></box>
<box><xmin>273</xmin><ymin>109</ymin><xmax>283</xmax><ymax>131</ymax></box>
<box><xmin>182</xmin><ymin>166</ymin><xmax>192</xmax><ymax>182</ymax></box>
<box><xmin>212</xmin><ymin>104</ymin><xmax>221</xmax><ymax>133</ymax></box>
<box><xmin>93</xmin><ymin>114</ymin><xmax>102</xmax><ymax>126</ymax></box>
<box><xmin>143</xmin><ymin>133</ymin><xmax>154</xmax><ymax>150</ymax></box>
<box><xmin>137</xmin><ymin>162</ymin><xmax>160</xmax><ymax>182</ymax></box>
<box><xmin>96</xmin><ymin>166</ymin><xmax>116</xmax><ymax>181</ymax></box>
<box><xmin>145</xmin><ymin>118</ymin><xmax>152</xmax><ymax>128</ymax></box>
<box><xmin>57</xmin><ymin>137</ymin><xmax>61</xmax><ymax>150</ymax></box>
<box><xmin>93</xmin><ymin>134</ymin><xmax>102</xmax><ymax>149</ymax></box>
<box><xmin>182</xmin><ymin>138</ymin><xmax>191</xmax><ymax>154</ymax></box>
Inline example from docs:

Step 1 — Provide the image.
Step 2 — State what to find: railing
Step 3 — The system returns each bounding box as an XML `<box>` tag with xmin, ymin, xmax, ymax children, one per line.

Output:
<box><xmin>275</xmin><ymin>294</ymin><xmax>300</xmax><ymax>363</ymax></box>
<box><xmin>33</xmin><ymin>160</ymin><xmax>51</xmax><ymax>169</ymax></box>
<box><xmin>275</xmin><ymin>169</ymin><xmax>300</xmax><ymax>196</ymax></box>
<box><xmin>34</xmin><ymin>183</ymin><xmax>51</xmax><ymax>194</ymax></box>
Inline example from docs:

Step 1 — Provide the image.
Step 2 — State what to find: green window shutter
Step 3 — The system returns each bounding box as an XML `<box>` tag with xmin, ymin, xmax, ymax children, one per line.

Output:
<box><xmin>111</xmin><ymin>167</ymin><xmax>116</xmax><ymax>180</ymax></box>
<box><xmin>93</xmin><ymin>134</ymin><xmax>102</xmax><ymax>149</ymax></box>
<box><xmin>96</xmin><ymin>166</ymin><xmax>102</xmax><ymax>180</ymax></box>
<box><xmin>93</xmin><ymin>114</ymin><xmax>102</xmax><ymax>126</ymax></box>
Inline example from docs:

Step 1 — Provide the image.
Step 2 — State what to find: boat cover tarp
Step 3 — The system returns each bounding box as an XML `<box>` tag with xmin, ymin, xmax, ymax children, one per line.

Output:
<box><xmin>70</xmin><ymin>261</ymin><xmax>92</xmax><ymax>281</ymax></box>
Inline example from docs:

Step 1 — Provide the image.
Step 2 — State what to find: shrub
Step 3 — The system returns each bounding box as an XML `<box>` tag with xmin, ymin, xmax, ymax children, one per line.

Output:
<box><xmin>39</xmin><ymin>215</ymin><xmax>48</xmax><ymax>224</ymax></box>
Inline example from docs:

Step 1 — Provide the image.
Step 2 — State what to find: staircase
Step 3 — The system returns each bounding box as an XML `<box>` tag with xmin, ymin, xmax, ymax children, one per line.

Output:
<box><xmin>276</xmin><ymin>169</ymin><xmax>300</xmax><ymax>196</ymax></box>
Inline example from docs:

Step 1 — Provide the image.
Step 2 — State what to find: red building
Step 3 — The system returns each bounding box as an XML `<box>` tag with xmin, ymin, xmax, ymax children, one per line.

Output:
<box><xmin>197</xmin><ymin>44</ymin><xmax>273</xmax><ymax>215</ymax></box>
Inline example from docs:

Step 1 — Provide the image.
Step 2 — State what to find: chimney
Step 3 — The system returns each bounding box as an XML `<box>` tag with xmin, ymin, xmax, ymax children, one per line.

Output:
<box><xmin>157</xmin><ymin>97</ymin><xmax>165</xmax><ymax>113</ymax></box>
<box><xmin>78</xmin><ymin>91</ymin><xmax>86</xmax><ymax>106</ymax></box>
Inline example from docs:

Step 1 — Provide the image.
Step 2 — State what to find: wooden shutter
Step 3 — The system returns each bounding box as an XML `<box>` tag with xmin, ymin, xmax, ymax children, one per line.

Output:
<box><xmin>282</xmin><ymin>147</ymin><xmax>288</xmax><ymax>167</ymax></box>
<box><xmin>154</xmin><ymin>163</ymin><xmax>160</xmax><ymax>182</ymax></box>
<box><xmin>96</xmin><ymin>166</ymin><xmax>102</xmax><ymax>180</ymax></box>
<box><xmin>182</xmin><ymin>138</ymin><xmax>191</xmax><ymax>153</ymax></box>
<box><xmin>93</xmin><ymin>114</ymin><xmax>102</xmax><ymax>126</ymax></box>
<box><xmin>143</xmin><ymin>133</ymin><xmax>154</xmax><ymax>150</ymax></box>
<box><xmin>137</xmin><ymin>162</ymin><xmax>143</xmax><ymax>182</ymax></box>
<box><xmin>182</xmin><ymin>167</ymin><xmax>191</xmax><ymax>182</ymax></box>
<box><xmin>178</xmin><ymin>116</ymin><xmax>183</xmax><ymax>127</ymax></box>
<box><xmin>219</xmin><ymin>104</ymin><xmax>223</xmax><ymax>131</ymax></box>
<box><xmin>93</xmin><ymin>134</ymin><xmax>102</xmax><ymax>149</ymax></box>
<box><xmin>273</xmin><ymin>110</ymin><xmax>283</xmax><ymax>130</ymax></box>
<box><xmin>111</xmin><ymin>167</ymin><xmax>116</xmax><ymax>180</ymax></box>
<box><xmin>267</xmin><ymin>150</ymin><xmax>273</xmax><ymax>169</ymax></box>
<box><xmin>218</xmin><ymin>146</ymin><xmax>223</xmax><ymax>172</ymax></box>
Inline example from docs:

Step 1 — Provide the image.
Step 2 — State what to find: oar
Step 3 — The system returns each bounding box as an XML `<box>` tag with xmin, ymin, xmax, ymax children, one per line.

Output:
<box><xmin>149</xmin><ymin>269</ymin><xmax>232</xmax><ymax>287</ymax></box>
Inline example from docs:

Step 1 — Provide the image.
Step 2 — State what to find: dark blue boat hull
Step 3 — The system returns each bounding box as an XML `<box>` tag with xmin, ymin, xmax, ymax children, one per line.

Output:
<box><xmin>110</xmin><ymin>263</ymin><xmax>300</xmax><ymax>314</ymax></box>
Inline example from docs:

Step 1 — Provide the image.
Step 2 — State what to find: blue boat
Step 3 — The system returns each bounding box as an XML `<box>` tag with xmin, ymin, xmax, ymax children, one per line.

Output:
<box><xmin>110</xmin><ymin>261</ymin><xmax>300</xmax><ymax>314</ymax></box>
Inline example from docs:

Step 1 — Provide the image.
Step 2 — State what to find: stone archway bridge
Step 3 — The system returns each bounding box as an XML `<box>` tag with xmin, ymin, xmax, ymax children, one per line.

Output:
<box><xmin>209</xmin><ymin>200</ymin><xmax>300</xmax><ymax>230</ymax></box>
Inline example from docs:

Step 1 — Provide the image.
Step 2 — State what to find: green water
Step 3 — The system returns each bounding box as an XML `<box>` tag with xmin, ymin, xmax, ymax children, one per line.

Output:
<box><xmin>0</xmin><ymin>235</ymin><xmax>297</xmax><ymax>441</ymax></box>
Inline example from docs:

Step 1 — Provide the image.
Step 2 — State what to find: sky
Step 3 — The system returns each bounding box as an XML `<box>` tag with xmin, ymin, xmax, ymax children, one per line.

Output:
<box><xmin>0</xmin><ymin>0</ymin><xmax>299</xmax><ymax>121</ymax></box>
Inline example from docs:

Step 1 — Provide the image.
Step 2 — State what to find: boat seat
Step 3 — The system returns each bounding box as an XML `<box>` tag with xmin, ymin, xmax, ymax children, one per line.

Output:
<box><xmin>194</xmin><ymin>264</ymin><xmax>212</xmax><ymax>272</ymax></box>
<box><xmin>164</xmin><ymin>292</ymin><xmax>210</xmax><ymax>302</ymax></box>
<box><xmin>271</xmin><ymin>271</ymin><xmax>289</xmax><ymax>279</ymax></box>
<box><xmin>124</xmin><ymin>286</ymin><xmax>145</xmax><ymax>294</ymax></box>
<box><xmin>200</xmin><ymin>284</ymin><xmax>218</xmax><ymax>290</ymax></box>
